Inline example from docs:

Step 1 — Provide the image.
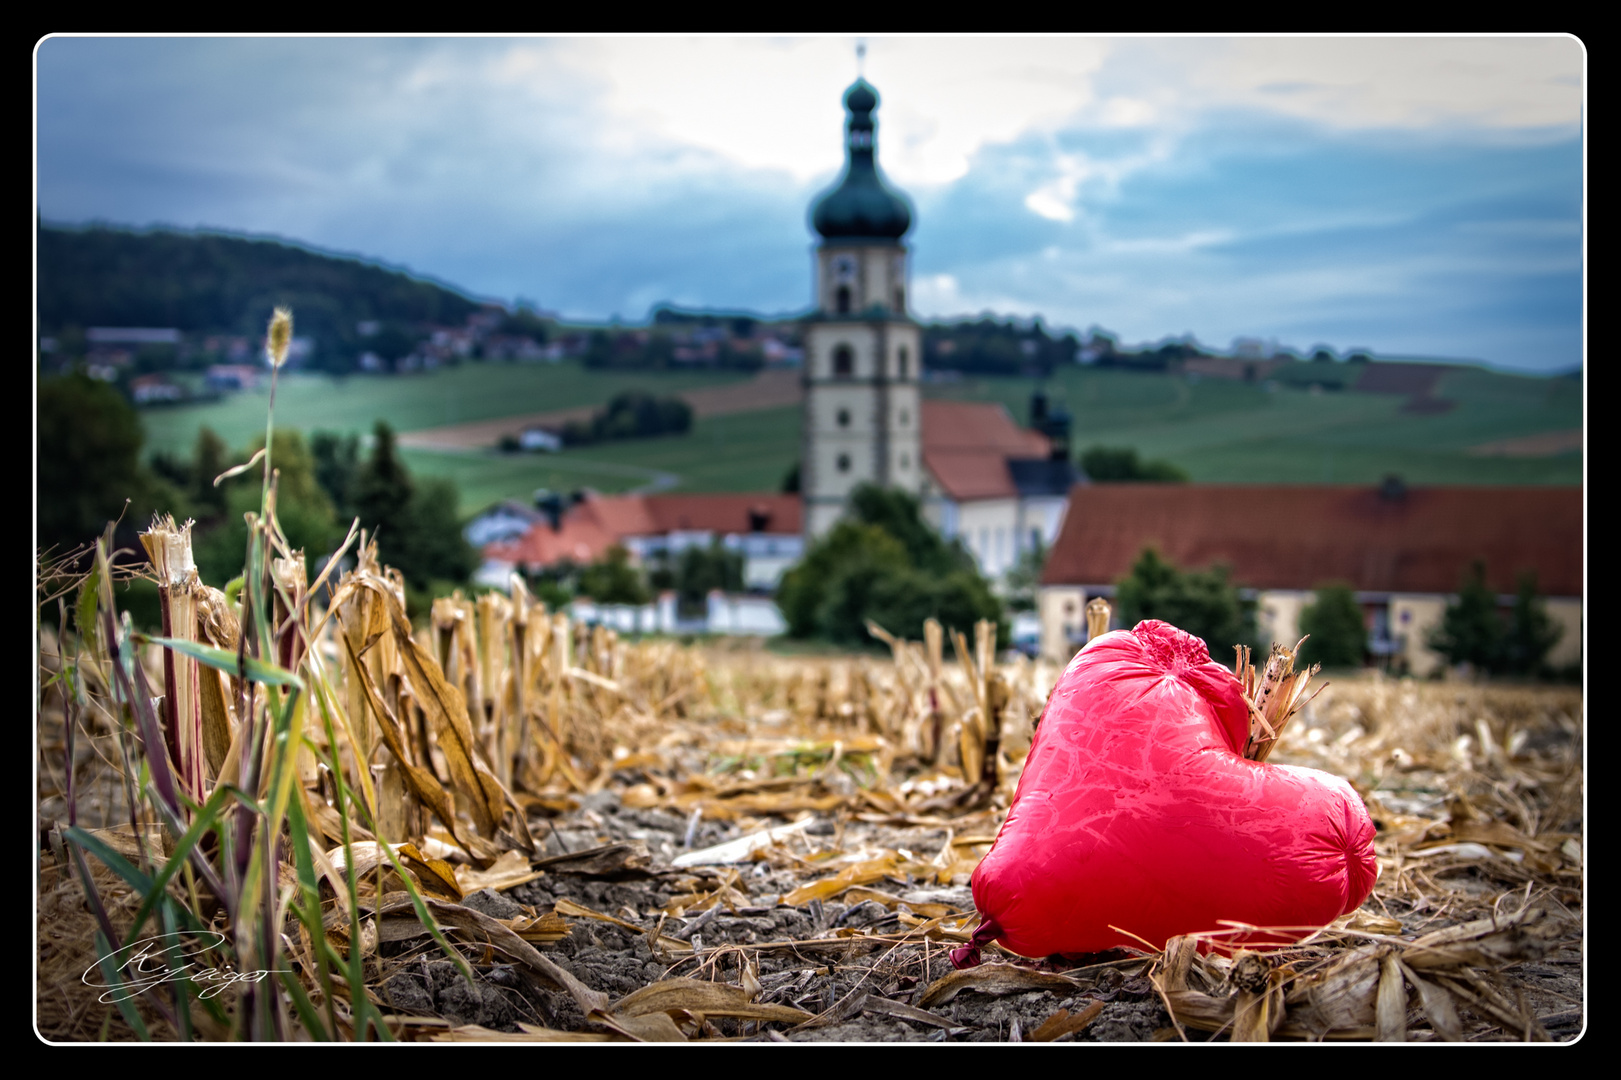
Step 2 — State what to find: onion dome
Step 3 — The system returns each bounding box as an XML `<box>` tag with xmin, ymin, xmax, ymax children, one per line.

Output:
<box><xmin>810</xmin><ymin>78</ymin><xmax>913</xmax><ymax>240</ymax></box>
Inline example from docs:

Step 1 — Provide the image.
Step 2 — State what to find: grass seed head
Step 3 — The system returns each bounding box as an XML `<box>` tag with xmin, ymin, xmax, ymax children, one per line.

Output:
<box><xmin>266</xmin><ymin>306</ymin><xmax>293</xmax><ymax>368</ymax></box>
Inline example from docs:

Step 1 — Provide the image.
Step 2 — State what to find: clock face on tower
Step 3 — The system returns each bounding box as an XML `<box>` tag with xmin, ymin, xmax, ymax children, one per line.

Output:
<box><xmin>832</xmin><ymin>254</ymin><xmax>858</xmax><ymax>283</ymax></box>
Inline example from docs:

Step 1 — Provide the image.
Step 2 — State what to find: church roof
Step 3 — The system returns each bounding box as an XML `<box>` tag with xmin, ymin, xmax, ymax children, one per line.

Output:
<box><xmin>922</xmin><ymin>400</ymin><xmax>1050</xmax><ymax>457</ymax></box>
<box><xmin>920</xmin><ymin>401</ymin><xmax>1052</xmax><ymax>501</ymax></box>
<box><xmin>811</xmin><ymin>78</ymin><xmax>913</xmax><ymax>241</ymax></box>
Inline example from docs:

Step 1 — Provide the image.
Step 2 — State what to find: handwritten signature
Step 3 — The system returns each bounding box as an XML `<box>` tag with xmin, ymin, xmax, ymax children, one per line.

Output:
<box><xmin>82</xmin><ymin>932</ymin><xmax>287</xmax><ymax>1004</ymax></box>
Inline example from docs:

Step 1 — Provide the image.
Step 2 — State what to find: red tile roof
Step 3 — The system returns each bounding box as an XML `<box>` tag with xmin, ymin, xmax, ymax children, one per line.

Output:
<box><xmin>920</xmin><ymin>401</ymin><xmax>1049</xmax><ymax>501</ymax></box>
<box><xmin>640</xmin><ymin>493</ymin><xmax>802</xmax><ymax>534</ymax></box>
<box><xmin>484</xmin><ymin>492</ymin><xmax>801</xmax><ymax>569</ymax></box>
<box><xmin>485</xmin><ymin>515</ymin><xmax>618</xmax><ymax>568</ymax></box>
<box><xmin>1040</xmin><ymin>484</ymin><xmax>1583</xmax><ymax>597</ymax></box>
<box><xmin>922</xmin><ymin>450</ymin><xmax>1016</xmax><ymax>501</ymax></box>
<box><xmin>922</xmin><ymin>401</ymin><xmax>1050</xmax><ymax>457</ymax></box>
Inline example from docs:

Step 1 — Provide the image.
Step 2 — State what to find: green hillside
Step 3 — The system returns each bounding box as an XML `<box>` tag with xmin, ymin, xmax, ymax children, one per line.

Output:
<box><xmin>139</xmin><ymin>360</ymin><xmax>749</xmax><ymax>460</ymax></box>
<box><xmin>928</xmin><ymin>364</ymin><xmax>1582</xmax><ymax>486</ymax></box>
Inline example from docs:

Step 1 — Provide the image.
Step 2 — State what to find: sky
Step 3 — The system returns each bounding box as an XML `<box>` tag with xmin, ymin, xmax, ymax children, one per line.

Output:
<box><xmin>34</xmin><ymin>35</ymin><xmax>1585</xmax><ymax>373</ymax></box>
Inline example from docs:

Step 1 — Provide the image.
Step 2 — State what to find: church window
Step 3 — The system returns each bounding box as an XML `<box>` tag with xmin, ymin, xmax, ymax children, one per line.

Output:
<box><xmin>897</xmin><ymin>347</ymin><xmax>909</xmax><ymax>380</ymax></box>
<box><xmin>898</xmin><ymin>408</ymin><xmax>909</xmax><ymax>426</ymax></box>
<box><xmin>837</xmin><ymin>453</ymin><xmax>851</xmax><ymax>473</ymax></box>
<box><xmin>833</xmin><ymin>345</ymin><xmax>854</xmax><ymax>378</ymax></box>
<box><xmin>895</xmin><ymin>285</ymin><xmax>905</xmax><ymax>312</ymax></box>
<box><xmin>836</xmin><ymin>408</ymin><xmax>850</xmax><ymax>428</ymax></box>
<box><xmin>836</xmin><ymin>285</ymin><xmax>851</xmax><ymax>314</ymax></box>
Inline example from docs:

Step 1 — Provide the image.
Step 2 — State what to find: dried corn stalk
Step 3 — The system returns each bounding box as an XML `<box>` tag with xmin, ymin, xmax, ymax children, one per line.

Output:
<box><xmin>1235</xmin><ymin>636</ymin><xmax>1324</xmax><ymax>762</ymax></box>
<box><xmin>139</xmin><ymin>515</ymin><xmax>207</xmax><ymax>803</ymax></box>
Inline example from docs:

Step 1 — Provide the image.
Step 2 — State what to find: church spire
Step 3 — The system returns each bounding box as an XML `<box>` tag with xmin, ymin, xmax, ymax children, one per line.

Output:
<box><xmin>810</xmin><ymin>77</ymin><xmax>913</xmax><ymax>241</ymax></box>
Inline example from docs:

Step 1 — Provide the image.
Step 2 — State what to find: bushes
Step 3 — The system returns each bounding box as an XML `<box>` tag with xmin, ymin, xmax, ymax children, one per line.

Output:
<box><xmin>1114</xmin><ymin>547</ymin><xmax>1257</xmax><ymax>660</ymax></box>
<box><xmin>37</xmin><ymin>372</ymin><xmax>180</xmax><ymax>554</ymax></box>
<box><xmin>1430</xmin><ymin>562</ymin><xmax>1563</xmax><ymax>677</ymax></box>
<box><xmin>1078</xmin><ymin>445</ymin><xmax>1189</xmax><ymax>482</ymax></box>
<box><xmin>778</xmin><ymin>484</ymin><xmax>1003</xmax><ymax>647</ymax></box>
<box><xmin>350</xmin><ymin>421</ymin><xmax>478</xmax><ymax>591</ymax></box>
<box><xmin>1298</xmin><ymin>583</ymin><xmax>1367</xmax><ymax>669</ymax></box>
<box><xmin>560</xmin><ymin>391</ymin><xmax>693</xmax><ymax>447</ymax></box>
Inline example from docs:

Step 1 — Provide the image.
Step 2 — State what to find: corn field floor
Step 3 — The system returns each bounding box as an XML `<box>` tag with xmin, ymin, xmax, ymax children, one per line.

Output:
<box><xmin>37</xmin><ymin>629</ymin><xmax>1584</xmax><ymax>1044</ymax></box>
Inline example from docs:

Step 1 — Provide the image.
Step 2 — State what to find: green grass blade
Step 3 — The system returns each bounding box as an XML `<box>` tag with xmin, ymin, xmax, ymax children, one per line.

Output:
<box><xmin>136</xmin><ymin>633</ymin><xmax>304</xmax><ymax>690</ymax></box>
<box><xmin>117</xmin><ymin>781</ymin><xmax>238</xmax><ymax>949</ymax></box>
<box><xmin>91</xmin><ymin>929</ymin><xmax>152</xmax><ymax>1041</ymax></box>
<box><xmin>63</xmin><ymin>825</ymin><xmax>156</xmax><ymax>895</ymax></box>
<box><xmin>159</xmin><ymin>900</ymin><xmax>194</xmax><ymax>1042</ymax></box>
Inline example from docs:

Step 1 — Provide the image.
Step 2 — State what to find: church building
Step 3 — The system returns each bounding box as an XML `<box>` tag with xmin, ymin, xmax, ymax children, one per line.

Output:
<box><xmin>801</xmin><ymin>78</ymin><xmax>1081</xmax><ymax>578</ymax></box>
<box><xmin>801</xmin><ymin>77</ymin><xmax>924</xmax><ymax>538</ymax></box>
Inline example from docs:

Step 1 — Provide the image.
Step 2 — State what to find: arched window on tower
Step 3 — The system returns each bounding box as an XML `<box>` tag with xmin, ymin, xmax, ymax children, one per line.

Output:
<box><xmin>894</xmin><ymin>285</ymin><xmax>905</xmax><ymax>312</ymax></box>
<box><xmin>833</xmin><ymin>345</ymin><xmax>854</xmax><ymax>378</ymax></box>
<box><xmin>836</xmin><ymin>285</ymin><xmax>851</xmax><ymax>314</ymax></box>
<box><xmin>897</xmin><ymin>346</ymin><xmax>909</xmax><ymax>381</ymax></box>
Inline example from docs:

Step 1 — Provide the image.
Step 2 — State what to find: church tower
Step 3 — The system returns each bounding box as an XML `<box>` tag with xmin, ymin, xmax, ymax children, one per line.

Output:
<box><xmin>802</xmin><ymin>78</ymin><xmax>923</xmax><ymax>538</ymax></box>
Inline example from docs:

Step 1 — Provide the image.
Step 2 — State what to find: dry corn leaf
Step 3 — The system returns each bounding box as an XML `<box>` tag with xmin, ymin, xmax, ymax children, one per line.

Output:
<box><xmin>340</xmin><ymin>627</ymin><xmax>471</xmax><ymax>854</ymax></box>
<box><xmin>612</xmin><ymin>978</ymin><xmax>813</xmax><ymax>1024</ymax></box>
<box><xmin>1030</xmin><ymin>1000</ymin><xmax>1105</xmax><ymax>1042</ymax></box>
<box><xmin>587</xmin><ymin>1009</ymin><xmax>687</xmax><ymax>1042</ymax></box>
<box><xmin>430</xmin><ymin>1025</ymin><xmax>616</xmax><ymax>1043</ymax></box>
<box><xmin>782</xmin><ymin>854</ymin><xmax>899</xmax><ymax>906</ymax></box>
<box><xmin>385</xmin><ymin>591</ymin><xmax>507</xmax><ymax>838</ymax></box>
<box><xmin>919</xmin><ymin>964</ymin><xmax>1082</xmax><ymax>1008</ymax></box>
<box><xmin>455</xmin><ymin>848</ymin><xmax>543</xmax><ymax>894</ymax></box>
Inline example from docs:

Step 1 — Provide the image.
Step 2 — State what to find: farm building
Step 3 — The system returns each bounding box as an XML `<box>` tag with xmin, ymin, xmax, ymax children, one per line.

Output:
<box><xmin>477</xmin><ymin>492</ymin><xmax>803</xmax><ymax>594</ymax></box>
<box><xmin>1037</xmin><ymin>482</ymin><xmax>1583</xmax><ymax>675</ymax></box>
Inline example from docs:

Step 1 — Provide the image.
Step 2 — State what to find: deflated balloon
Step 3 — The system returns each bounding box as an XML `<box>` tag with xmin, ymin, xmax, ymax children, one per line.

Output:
<box><xmin>970</xmin><ymin>620</ymin><xmax>1378</xmax><ymax>959</ymax></box>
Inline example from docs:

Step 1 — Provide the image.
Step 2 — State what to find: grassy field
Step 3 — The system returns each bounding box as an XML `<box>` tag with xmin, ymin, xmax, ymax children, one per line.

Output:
<box><xmin>404</xmin><ymin>405</ymin><xmax>803</xmax><ymax>514</ymax></box>
<box><xmin>142</xmin><ymin>359</ymin><xmax>1580</xmax><ymax>518</ymax></box>
<box><xmin>139</xmin><ymin>360</ymin><xmax>750</xmax><ymax>459</ymax></box>
<box><xmin>926</xmin><ymin>365</ymin><xmax>1583</xmax><ymax>485</ymax></box>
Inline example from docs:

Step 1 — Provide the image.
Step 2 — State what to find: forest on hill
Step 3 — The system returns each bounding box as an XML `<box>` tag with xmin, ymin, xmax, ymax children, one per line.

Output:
<box><xmin>37</xmin><ymin>223</ymin><xmax>483</xmax><ymax>363</ymax></box>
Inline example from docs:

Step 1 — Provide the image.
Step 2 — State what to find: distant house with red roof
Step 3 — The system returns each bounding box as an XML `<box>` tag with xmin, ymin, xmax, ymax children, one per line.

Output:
<box><xmin>916</xmin><ymin>396</ymin><xmax>1081</xmax><ymax>581</ymax></box>
<box><xmin>1036</xmin><ymin>482</ymin><xmax>1583</xmax><ymax>675</ymax></box>
<box><xmin>478</xmin><ymin>491</ymin><xmax>803</xmax><ymax>594</ymax></box>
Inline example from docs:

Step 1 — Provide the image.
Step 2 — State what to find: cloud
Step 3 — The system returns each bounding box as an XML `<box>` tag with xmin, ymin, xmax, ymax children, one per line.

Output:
<box><xmin>34</xmin><ymin>35</ymin><xmax>1584</xmax><ymax>372</ymax></box>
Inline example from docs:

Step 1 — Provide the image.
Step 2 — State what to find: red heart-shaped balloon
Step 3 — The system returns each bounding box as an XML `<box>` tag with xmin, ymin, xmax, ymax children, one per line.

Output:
<box><xmin>970</xmin><ymin>620</ymin><xmax>1378</xmax><ymax>959</ymax></box>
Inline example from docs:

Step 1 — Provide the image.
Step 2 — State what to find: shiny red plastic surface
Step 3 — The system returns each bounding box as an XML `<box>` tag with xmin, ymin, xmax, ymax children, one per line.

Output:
<box><xmin>971</xmin><ymin>620</ymin><xmax>1379</xmax><ymax>958</ymax></box>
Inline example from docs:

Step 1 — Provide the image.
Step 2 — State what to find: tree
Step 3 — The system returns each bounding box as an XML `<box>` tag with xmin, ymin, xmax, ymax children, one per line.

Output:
<box><xmin>576</xmin><ymin>545</ymin><xmax>650</xmax><ymax>605</ymax></box>
<box><xmin>191</xmin><ymin>427</ymin><xmax>230</xmax><ymax>520</ymax></box>
<box><xmin>672</xmin><ymin>540</ymin><xmax>745</xmax><ymax>617</ymax></box>
<box><xmin>309</xmin><ymin>430</ymin><xmax>360</xmax><ymax>521</ymax></box>
<box><xmin>1428</xmin><ymin>561</ymin><xmax>1503</xmax><ymax>672</ymax></box>
<box><xmin>350</xmin><ymin>420</ymin><xmax>477</xmax><ymax>591</ymax></box>
<box><xmin>37</xmin><ymin>372</ymin><xmax>179</xmax><ymax>554</ymax></box>
<box><xmin>194</xmin><ymin>430</ymin><xmax>340</xmax><ymax>586</ymax></box>
<box><xmin>352</xmin><ymin>421</ymin><xmax>415</xmax><ymax>560</ymax></box>
<box><xmin>1500</xmin><ymin>572</ymin><xmax>1562</xmax><ymax>676</ymax></box>
<box><xmin>1003</xmin><ymin>536</ymin><xmax>1047</xmax><ymax>613</ymax></box>
<box><xmin>1079</xmin><ymin>445</ymin><xmax>1189</xmax><ymax>483</ymax></box>
<box><xmin>1115</xmin><ymin>547</ymin><xmax>1257</xmax><ymax>659</ymax></box>
<box><xmin>778</xmin><ymin>484</ymin><xmax>1003</xmax><ymax>646</ymax></box>
<box><xmin>1297</xmin><ymin>583</ymin><xmax>1366</xmax><ymax>669</ymax></box>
